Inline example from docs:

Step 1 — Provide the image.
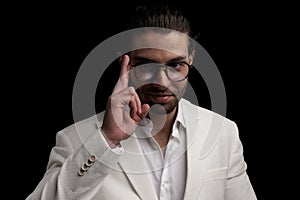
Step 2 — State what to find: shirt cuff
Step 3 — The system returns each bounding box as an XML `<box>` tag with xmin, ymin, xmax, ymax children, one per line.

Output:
<box><xmin>99</xmin><ymin>129</ymin><xmax>124</xmax><ymax>154</ymax></box>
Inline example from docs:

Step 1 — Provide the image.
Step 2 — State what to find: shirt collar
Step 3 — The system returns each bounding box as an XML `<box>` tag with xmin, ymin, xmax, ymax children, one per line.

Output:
<box><xmin>135</xmin><ymin>99</ymin><xmax>186</xmax><ymax>141</ymax></box>
<box><xmin>175</xmin><ymin>99</ymin><xmax>186</xmax><ymax>129</ymax></box>
<box><xmin>171</xmin><ymin>99</ymin><xmax>186</xmax><ymax>142</ymax></box>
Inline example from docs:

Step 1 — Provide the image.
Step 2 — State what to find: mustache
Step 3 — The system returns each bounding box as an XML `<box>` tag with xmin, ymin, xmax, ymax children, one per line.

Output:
<box><xmin>142</xmin><ymin>86</ymin><xmax>174</xmax><ymax>96</ymax></box>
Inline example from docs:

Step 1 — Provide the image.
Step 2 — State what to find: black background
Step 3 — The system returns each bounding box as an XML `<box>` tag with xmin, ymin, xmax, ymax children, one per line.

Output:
<box><xmin>3</xmin><ymin>1</ymin><xmax>292</xmax><ymax>199</ymax></box>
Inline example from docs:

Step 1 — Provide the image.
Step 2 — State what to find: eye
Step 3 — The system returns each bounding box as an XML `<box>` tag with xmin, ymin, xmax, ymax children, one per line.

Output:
<box><xmin>167</xmin><ymin>62</ymin><xmax>186</xmax><ymax>70</ymax></box>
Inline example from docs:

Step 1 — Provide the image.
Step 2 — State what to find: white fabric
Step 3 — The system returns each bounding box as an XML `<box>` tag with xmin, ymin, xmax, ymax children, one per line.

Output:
<box><xmin>136</xmin><ymin>105</ymin><xmax>187</xmax><ymax>200</ymax></box>
<box><xmin>25</xmin><ymin>99</ymin><xmax>257</xmax><ymax>200</ymax></box>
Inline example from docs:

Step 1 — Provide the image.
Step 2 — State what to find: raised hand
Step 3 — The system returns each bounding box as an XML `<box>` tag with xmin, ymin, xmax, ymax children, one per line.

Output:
<box><xmin>101</xmin><ymin>55</ymin><xmax>150</xmax><ymax>146</ymax></box>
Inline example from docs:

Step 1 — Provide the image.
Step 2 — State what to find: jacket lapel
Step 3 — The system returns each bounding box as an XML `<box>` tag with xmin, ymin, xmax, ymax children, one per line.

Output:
<box><xmin>118</xmin><ymin>136</ymin><xmax>158</xmax><ymax>200</ymax></box>
<box><xmin>181</xmin><ymin>100</ymin><xmax>210</xmax><ymax>199</ymax></box>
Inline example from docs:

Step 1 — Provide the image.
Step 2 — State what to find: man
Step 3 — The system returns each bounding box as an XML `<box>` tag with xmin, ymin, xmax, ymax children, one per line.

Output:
<box><xmin>26</xmin><ymin>4</ymin><xmax>257</xmax><ymax>200</ymax></box>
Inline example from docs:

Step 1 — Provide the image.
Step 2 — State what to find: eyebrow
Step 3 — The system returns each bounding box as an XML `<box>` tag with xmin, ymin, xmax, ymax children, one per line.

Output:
<box><xmin>131</xmin><ymin>56</ymin><xmax>188</xmax><ymax>63</ymax></box>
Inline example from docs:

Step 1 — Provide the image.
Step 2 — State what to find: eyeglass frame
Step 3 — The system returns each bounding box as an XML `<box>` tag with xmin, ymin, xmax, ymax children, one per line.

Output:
<box><xmin>129</xmin><ymin>61</ymin><xmax>193</xmax><ymax>82</ymax></box>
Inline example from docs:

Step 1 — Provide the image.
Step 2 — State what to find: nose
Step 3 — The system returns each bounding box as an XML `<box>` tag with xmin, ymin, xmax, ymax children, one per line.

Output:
<box><xmin>153</xmin><ymin>67</ymin><xmax>171</xmax><ymax>88</ymax></box>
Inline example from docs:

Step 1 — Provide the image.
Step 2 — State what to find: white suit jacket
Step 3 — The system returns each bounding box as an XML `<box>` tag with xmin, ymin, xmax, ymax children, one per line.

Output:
<box><xmin>26</xmin><ymin>99</ymin><xmax>257</xmax><ymax>200</ymax></box>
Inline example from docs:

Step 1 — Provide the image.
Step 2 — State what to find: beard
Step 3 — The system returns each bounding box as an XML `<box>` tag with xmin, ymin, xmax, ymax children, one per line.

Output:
<box><xmin>135</xmin><ymin>83</ymin><xmax>182</xmax><ymax>115</ymax></box>
<box><xmin>144</xmin><ymin>95</ymin><xmax>179</xmax><ymax>115</ymax></box>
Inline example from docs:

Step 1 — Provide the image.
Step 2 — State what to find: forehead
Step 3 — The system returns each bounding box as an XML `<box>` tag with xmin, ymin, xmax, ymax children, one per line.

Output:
<box><xmin>130</xmin><ymin>31</ymin><xmax>189</xmax><ymax>58</ymax></box>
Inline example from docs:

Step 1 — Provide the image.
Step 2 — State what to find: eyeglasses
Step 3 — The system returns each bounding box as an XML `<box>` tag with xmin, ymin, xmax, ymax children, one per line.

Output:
<box><xmin>130</xmin><ymin>61</ymin><xmax>192</xmax><ymax>82</ymax></box>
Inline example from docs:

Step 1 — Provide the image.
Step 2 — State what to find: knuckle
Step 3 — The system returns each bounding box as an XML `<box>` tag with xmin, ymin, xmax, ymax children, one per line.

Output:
<box><xmin>130</xmin><ymin>95</ymin><xmax>135</xmax><ymax>101</ymax></box>
<box><xmin>128</xmin><ymin>86</ymin><xmax>135</xmax><ymax>93</ymax></box>
<box><xmin>109</xmin><ymin>95</ymin><xmax>117</xmax><ymax>105</ymax></box>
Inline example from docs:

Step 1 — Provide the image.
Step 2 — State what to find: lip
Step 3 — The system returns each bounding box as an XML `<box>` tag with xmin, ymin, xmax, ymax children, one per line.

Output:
<box><xmin>148</xmin><ymin>93</ymin><xmax>173</xmax><ymax>103</ymax></box>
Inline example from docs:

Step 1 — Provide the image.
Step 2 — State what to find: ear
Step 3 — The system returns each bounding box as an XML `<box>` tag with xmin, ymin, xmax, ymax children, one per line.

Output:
<box><xmin>188</xmin><ymin>49</ymin><xmax>195</xmax><ymax>65</ymax></box>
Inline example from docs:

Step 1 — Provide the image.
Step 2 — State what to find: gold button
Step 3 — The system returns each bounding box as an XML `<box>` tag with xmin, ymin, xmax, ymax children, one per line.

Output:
<box><xmin>78</xmin><ymin>168</ymin><xmax>86</xmax><ymax>176</ymax></box>
<box><xmin>81</xmin><ymin>164</ymin><xmax>89</xmax><ymax>171</ymax></box>
<box><xmin>88</xmin><ymin>155</ymin><xmax>96</xmax><ymax>163</ymax></box>
<box><xmin>85</xmin><ymin>160</ymin><xmax>93</xmax><ymax>167</ymax></box>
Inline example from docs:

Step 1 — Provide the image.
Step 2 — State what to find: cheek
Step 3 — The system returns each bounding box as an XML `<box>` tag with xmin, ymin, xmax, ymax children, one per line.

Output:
<box><xmin>174</xmin><ymin>81</ymin><xmax>187</xmax><ymax>94</ymax></box>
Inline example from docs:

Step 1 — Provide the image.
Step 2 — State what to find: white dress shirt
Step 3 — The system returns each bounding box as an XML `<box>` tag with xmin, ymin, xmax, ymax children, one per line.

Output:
<box><xmin>136</xmin><ymin>107</ymin><xmax>187</xmax><ymax>200</ymax></box>
<box><xmin>101</xmin><ymin>104</ymin><xmax>187</xmax><ymax>200</ymax></box>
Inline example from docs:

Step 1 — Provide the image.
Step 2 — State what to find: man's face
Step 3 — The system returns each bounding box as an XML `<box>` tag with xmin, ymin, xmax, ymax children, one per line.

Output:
<box><xmin>129</xmin><ymin>32</ymin><xmax>193</xmax><ymax>114</ymax></box>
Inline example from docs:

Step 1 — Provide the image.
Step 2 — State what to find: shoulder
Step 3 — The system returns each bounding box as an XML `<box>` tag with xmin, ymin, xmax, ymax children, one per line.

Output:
<box><xmin>56</xmin><ymin>112</ymin><xmax>105</xmax><ymax>145</ymax></box>
<box><xmin>180</xmin><ymin>98</ymin><xmax>239</xmax><ymax>146</ymax></box>
<box><xmin>180</xmin><ymin>98</ymin><xmax>235</xmax><ymax>125</ymax></box>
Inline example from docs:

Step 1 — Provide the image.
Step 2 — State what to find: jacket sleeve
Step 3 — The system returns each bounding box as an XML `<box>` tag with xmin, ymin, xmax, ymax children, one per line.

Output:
<box><xmin>26</xmin><ymin>128</ymin><xmax>123</xmax><ymax>200</ymax></box>
<box><xmin>225</xmin><ymin>122</ymin><xmax>257</xmax><ymax>200</ymax></box>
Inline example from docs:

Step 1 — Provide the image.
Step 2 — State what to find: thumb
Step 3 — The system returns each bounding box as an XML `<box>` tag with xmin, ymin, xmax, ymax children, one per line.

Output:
<box><xmin>139</xmin><ymin>104</ymin><xmax>150</xmax><ymax>119</ymax></box>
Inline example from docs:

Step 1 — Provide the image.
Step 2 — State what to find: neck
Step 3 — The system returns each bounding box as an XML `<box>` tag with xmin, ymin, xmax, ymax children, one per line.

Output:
<box><xmin>149</xmin><ymin>106</ymin><xmax>178</xmax><ymax>148</ymax></box>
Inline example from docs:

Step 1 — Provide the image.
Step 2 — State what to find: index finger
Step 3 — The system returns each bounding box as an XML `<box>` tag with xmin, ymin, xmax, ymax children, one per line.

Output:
<box><xmin>113</xmin><ymin>54</ymin><xmax>131</xmax><ymax>93</ymax></box>
<box><xmin>119</xmin><ymin>54</ymin><xmax>130</xmax><ymax>78</ymax></box>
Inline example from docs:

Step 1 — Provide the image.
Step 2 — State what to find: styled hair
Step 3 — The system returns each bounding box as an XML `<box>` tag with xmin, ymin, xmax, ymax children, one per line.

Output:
<box><xmin>126</xmin><ymin>4</ymin><xmax>196</xmax><ymax>53</ymax></box>
<box><xmin>130</xmin><ymin>4</ymin><xmax>191</xmax><ymax>35</ymax></box>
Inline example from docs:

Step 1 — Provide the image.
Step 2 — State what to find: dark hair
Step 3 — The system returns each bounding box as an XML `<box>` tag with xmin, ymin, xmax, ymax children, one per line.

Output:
<box><xmin>130</xmin><ymin>5</ymin><xmax>191</xmax><ymax>35</ymax></box>
<box><xmin>125</xmin><ymin>4</ymin><xmax>196</xmax><ymax>53</ymax></box>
